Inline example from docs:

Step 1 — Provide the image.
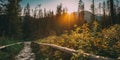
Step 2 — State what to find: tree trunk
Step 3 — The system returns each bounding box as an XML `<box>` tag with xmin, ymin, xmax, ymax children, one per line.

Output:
<box><xmin>110</xmin><ymin>0</ymin><xmax>115</xmax><ymax>24</ymax></box>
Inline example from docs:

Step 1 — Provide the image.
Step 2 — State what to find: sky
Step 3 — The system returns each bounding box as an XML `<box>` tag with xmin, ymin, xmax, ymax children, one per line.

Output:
<box><xmin>20</xmin><ymin>0</ymin><xmax>109</xmax><ymax>13</ymax></box>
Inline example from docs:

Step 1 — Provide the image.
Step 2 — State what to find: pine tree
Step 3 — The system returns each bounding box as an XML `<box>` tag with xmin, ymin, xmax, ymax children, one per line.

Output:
<box><xmin>115</xmin><ymin>0</ymin><xmax>119</xmax><ymax>24</ymax></box>
<box><xmin>91</xmin><ymin>0</ymin><xmax>95</xmax><ymax>21</ymax></box>
<box><xmin>0</xmin><ymin>0</ymin><xmax>5</xmax><ymax>15</ymax></box>
<box><xmin>6</xmin><ymin>0</ymin><xmax>22</xmax><ymax>38</ymax></box>
<box><xmin>37</xmin><ymin>4</ymin><xmax>43</xmax><ymax>18</ymax></box>
<box><xmin>115</xmin><ymin>0</ymin><xmax>119</xmax><ymax>14</ymax></box>
<box><xmin>99</xmin><ymin>3</ymin><xmax>102</xmax><ymax>15</ymax></box>
<box><xmin>56</xmin><ymin>3</ymin><xmax>62</xmax><ymax>16</ymax></box>
<box><xmin>78</xmin><ymin>0</ymin><xmax>84</xmax><ymax>21</ymax></box>
<box><xmin>107</xmin><ymin>0</ymin><xmax>110</xmax><ymax>16</ymax></box>
<box><xmin>24</xmin><ymin>3</ymin><xmax>30</xmax><ymax>17</ymax></box>
<box><xmin>0</xmin><ymin>0</ymin><xmax>7</xmax><ymax>37</ymax></box>
<box><xmin>110</xmin><ymin>0</ymin><xmax>115</xmax><ymax>24</ymax></box>
<box><xmin>23</xmin><ymin>3</ymin><xmax>32</xmax><ymax>39</ymax></box>
<box><xmin>33</xmin><ymin>7</ymin><xmax>37</xmax><ymax>18</ymax></box>
<box><xmin>102</xmin><ymin>1</ymin><xmax>106</xmax><ymax>27</ymax></box>
<box><xmin>44</xmin><ymin>8</ymin><xmax>47</xmax><ymax>17</ymax></box>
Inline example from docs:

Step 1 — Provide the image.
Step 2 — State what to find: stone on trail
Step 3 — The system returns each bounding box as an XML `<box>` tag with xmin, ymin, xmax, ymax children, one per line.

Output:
<box><xmin>15</xmin><ymin>42</ymin><xmax>35</xmax><ymax>60</ymax></box>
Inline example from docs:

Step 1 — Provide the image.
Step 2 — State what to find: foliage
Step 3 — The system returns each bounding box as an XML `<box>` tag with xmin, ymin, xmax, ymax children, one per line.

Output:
<box><xmin>6</xmin><ymin>0</ymin><xmax>22</xmax><ymax>38</ymax></box>
<box><xmin>0</xmin><ymin>44</ymin><xmax>24</xmax><ymax>60</ymax></box>
<box><xmin>0</xmin><ymin>38</ymin><xmax>24</xmax><ymax>60</ymax></box>
<box><xmin>34</xmin><ymin>22</ymin><xmax>120</xmax><ymax>60</ymax></box>
<box><xmin>0</xmin><ymin>0</ymin><xmax>120</xmax><ymax>59</ymax></box>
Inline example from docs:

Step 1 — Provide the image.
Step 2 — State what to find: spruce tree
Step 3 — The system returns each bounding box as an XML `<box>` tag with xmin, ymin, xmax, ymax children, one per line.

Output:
<box><xmin>110</xmin><ymin>0</ymin><xmax>115</xmax><ymax>24</ymax></box>
<box><xmin>23</xmin><ymin>3</ymin><xmax>32</xmax><ymax>39</ymax></box>
<box><xmin>91</xmin><ymin>0</ymin><xmax>95</xmax><ymax>21</ymax></box>
<box><xmin>6</xmin><ymin>0</ymin><xmax>22</xmax><ymax>38</ymax></box>
<box><xmin>78</xmin><ymin>0</ymin><xmax>84</xmax><ymax>21</ymax></box>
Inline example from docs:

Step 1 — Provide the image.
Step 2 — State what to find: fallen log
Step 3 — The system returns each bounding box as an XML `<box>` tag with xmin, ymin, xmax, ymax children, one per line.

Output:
<box><xmin>0</xmin><ymin>41</ymin><xmax>115</xmax><ymax>60</ymax></box>
<box><xmin>0</xmin><ymin>42</ymin><xmax>23</xmax><ymax>49</ymax></box>
<box><xmin>33</xmin><ymin>42</ymin><xmax>78</xmax><ymax>54</ymax></box>
<box><xmin>33</xmin><ymin>42</ymin><xmax>115</xmax><ymax>60</ymax></box>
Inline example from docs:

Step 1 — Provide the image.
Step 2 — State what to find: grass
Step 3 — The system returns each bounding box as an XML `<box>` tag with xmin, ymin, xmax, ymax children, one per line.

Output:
<box><xmin>0</xmin><ymin>38</ymin><xmax>24</xmax><ymax>60</ymax></box>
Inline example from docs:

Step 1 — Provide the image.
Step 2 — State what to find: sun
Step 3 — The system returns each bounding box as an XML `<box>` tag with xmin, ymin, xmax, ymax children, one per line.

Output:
<box><xmin>62</xmin><ymin>0</ymin><xmax>77</xmax><ymax>14</ymax></box>
<box><xmin>67</xmin><ymin>11</ymin><xmax>73</xmax><ymax>14</ymax></box>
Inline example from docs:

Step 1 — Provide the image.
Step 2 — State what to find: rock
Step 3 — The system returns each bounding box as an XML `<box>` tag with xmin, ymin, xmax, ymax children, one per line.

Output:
<box><xmin>118</xmin><ymin>57</ymin><xmax>120</xmax><ymax>60</ymax></box>
<box><xmin>15</xmin><ymin>42</ymin><xmax>35</xmax><ymax>60</ymax></box>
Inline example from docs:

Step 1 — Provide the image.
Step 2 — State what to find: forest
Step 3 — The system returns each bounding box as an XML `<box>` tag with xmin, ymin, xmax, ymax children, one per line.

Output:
<box><xmin>0</xmin><ymin>0</ymin><xmax>120</xmax><ymax>60</ymax></box>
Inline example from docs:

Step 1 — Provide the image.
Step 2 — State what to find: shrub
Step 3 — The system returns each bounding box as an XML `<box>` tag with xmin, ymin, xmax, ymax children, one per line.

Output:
<box><xmin>34</xmin><ymin>23</ymin><xmax>120</xmax><ymax>59</ymax></box>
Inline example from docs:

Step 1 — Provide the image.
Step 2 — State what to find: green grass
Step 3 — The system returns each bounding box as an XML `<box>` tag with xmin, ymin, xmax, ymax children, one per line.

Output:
<box><xmin>0</xmin><ymin>38</ymin><xmax>24</xmax><ymax>60</ymax></box>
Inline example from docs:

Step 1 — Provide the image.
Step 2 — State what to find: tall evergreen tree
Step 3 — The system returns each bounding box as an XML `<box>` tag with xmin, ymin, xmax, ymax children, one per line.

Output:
<box><xmin>107</xmin><ymin>0</ymin><xmax>110</xmax><ymax>16</ymax></box>
<box><xmin>102</xmin><ymin>1</ymin><xmax>107</xmax><ymax>27</ymax></box>
<box><xmin>44</xmin><ymin>8</ymin><xmax>47</xmax><ymax>17</ymax></box>
<box><xmin>0</xmin><ymin>0</ymin><xmax>4</xmax><ymax>15</ymax></box>
<box><xmin>6</xmin><ymin>0</ymin><xmax>22</xmax><ymax>38</ymax></box>
<box><xmin>37</xmin><ymin>4</ymin><xmax>43</xmax><ymax>18</ymax></box>
<box><xmin>115</xmin><ymin>0</ymin><xmax>119</xmax><ymax>24</ymax></box>
<box><xmin>23</xmin><ymin>3</ymin><xmax>32</xmax><ymax>39</ymax></box>
<box><xmin>56</xmin><ymin>3</ymin><xmax>62</xmax><ymax>16</ymax></box>
<box><xmin>91</xmin><ymin>0</ymin><xmax>95</xmax><ymax>21</ymax></box>
<box><xmin>99</xmin><ymin>3</ymin><xmax>102</xmax><ymax>15</ymax></box>
<box><xmin>115</xmin><ymin>0</ymin><xmax>119</xmax><ymax>14</ymax></box>
<box><xmin>33</xmin><ymin>7</ymin><xmax>37</xmax><ymax>18</ymax></box>
<box><xmin>78</xmin><ymin>0</ymin><xmax>84</xmax><ymax>21</ymax></box>
<box><xmin>110</xmin><ymin>0</ymin><xmax>115</xmax><ymax>24</ymax></box>
<box><xmin>0</xmin><ymin>0</ymin><xmax>6</xmax><ymax>37</ymax></box>
<box><xmin>24</xmin><ymin>3</ymin><xmax>30</xmax><ymax>17</ymax></box>
<box><xmin>103</xmin><ymin>1</ymin><xmax>106</xmax><ymax>21</ymax></box>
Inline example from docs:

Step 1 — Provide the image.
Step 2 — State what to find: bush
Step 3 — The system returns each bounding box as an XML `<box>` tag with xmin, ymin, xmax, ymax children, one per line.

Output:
<box><xmin>34</xmin><ymin>22</ymin><xmax>120</xmax><ymax>59</ymax></box>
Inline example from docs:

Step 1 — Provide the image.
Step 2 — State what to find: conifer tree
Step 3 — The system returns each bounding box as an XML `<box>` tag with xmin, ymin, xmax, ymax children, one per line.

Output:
<box><xmin>110</xmin><ymin>0</ymin><xmax>115</xmax><ymax>24</ymax></box>
<box><xmin>23</xmin><ymin>3</ymin><xmax>32</xmax><ymax>39</ymax></box>
<box><xmin>78</xmin><ymin>0</ymin><xmax>84</xmax><ymax>21</ymax></box>
<box><xmin>6</xmin><ymin>0</ymin><xmax>22</xmax><ymax>38</ymax></box>
<box><xmin>91</xmin><ymin>0</ymin><xmax>95</xmax><ymax>21</ymax></box>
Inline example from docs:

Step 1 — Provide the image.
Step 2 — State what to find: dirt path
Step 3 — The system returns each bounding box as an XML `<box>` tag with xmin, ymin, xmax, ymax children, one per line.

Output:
<box><xmin>15</xmin><ymin>42</ymin><xmax>35</xmax><ymax>60</ymax></box>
